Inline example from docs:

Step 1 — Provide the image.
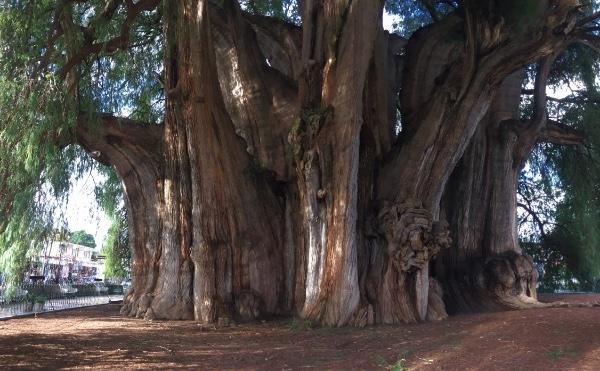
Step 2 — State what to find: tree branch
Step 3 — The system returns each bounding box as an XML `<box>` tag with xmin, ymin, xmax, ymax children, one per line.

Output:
<box><xmin>54</xmin><ymin>0</ymin><xmax>161</xmax><ymax>79</ymax></box>
<box><xmin>521</xmin><ymin>88</ymin><xmax>600</xmax><ymax>105</ymax></box>
<box><xmin>576</xmin><ymin>10</ymin><xmax>600</xmax><ymax>28</ymax></box>
<box><xmin>75</xmin><ymin>113</ymin><xmax>162</xmax><ymax>166</ymax></box>
<box><xmin>538</xmin><ymin>119</ymin><xmax>585</xmax><ymax>146</ymax></box>
<box><xmin>529</xmin><ymin>56</ymin><xmax>556</xmax><ymax>134</ymax></box>
<box><xmin>517</xmin><ymin>201</ymin><xmax>548</xmax><ymax>240</ymax></box>
<box><xmin>575</xmin><ymin>33</ymin><xmax>600</xmax><ymax>54</ymax></box>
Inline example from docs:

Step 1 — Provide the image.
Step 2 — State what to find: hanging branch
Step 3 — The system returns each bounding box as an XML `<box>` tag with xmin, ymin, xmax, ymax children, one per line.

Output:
<box><xmin>58</xmin><ymin>0</ymin><xmax>161</xmax><ymax>79</ymax></box>
<box><xmin>34</xmin><ymin>0</ymin><xmax>161</xmax><ymax>80</ymax></box>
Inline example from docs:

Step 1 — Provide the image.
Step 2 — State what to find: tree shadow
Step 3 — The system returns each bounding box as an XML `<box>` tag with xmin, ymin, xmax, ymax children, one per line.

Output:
<box><xmin>3</xmin><ymin>303</ymin><xmax>600</xmax><ymax>369</ymax></box>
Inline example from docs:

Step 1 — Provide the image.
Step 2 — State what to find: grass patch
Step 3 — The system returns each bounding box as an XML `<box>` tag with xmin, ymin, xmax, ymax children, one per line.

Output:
<box><xmin>547</xmin><ymin>347</ymin><xmax>578</xmax><ymax>360</ymax></box>
<box><xmin>375</xmin><ymin>352</ymin><xmax>409</xmax><ymax>371</ymax></box>
<box><xmin>285</xmin><ymin>318</ymin><xmax>314</xmax><ymax>331</ymax></box>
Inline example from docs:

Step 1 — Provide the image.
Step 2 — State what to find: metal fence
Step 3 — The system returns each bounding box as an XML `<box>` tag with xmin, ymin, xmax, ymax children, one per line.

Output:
<box><xmin>0</xmin><ymin>282</ymin><xmax>126</xmax><ymax>319</ymax></box>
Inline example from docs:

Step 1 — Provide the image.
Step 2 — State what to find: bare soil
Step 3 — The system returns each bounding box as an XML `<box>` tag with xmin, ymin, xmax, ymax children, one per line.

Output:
<box><xmin>1</xmin><ymin>293</ymin><xmax>600</xmax><ymax>370</ymax></box>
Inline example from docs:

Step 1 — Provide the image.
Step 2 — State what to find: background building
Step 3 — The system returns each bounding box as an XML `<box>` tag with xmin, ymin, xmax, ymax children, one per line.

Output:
<box><xmin>27</xmin><ymin>242</ymin><xmax>105</xmax><ymax>283</ymax></box>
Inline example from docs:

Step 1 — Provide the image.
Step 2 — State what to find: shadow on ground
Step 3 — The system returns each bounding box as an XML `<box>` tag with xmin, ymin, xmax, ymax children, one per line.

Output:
<box><xmin>2</xmin><ymin>294</ymin><xmax>600</xmax><ymax>370</ymax></box>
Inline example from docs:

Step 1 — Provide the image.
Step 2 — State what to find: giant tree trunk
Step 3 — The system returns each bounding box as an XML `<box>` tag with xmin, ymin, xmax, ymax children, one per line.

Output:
<box><xmin>367</xmin><ymin>4</ymin><xmax>573</xmax><ymax>324</ymax></box>
<box><xmin>440</xmin><ymin>71</ymin><xmax>541</xmax><ymax>313</ymax></box>
<box><xmin>75</xmin><ymin>115</ymin><xmax>167</xmax><ymax>318</ymax></box>
<box><xmin>440</xmin><ymin>53</ymin><xmax>584</xmax><ymax>313</ymax></box>
<box><xmin>74</xmin><ymin>0</ymin><xmax>583</xmax><ymax>326</ymax></box>
<box><xmin>289</xmin><ymin>0</ymin><xmax>386</xmax><ymax>326</ymax></box>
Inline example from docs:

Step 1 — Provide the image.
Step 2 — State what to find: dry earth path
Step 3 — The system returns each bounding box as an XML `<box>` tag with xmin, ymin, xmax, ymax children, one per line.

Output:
<box><xmin>1</xmin><ymin>293</ymin><xmax>600</xmax><ymax>370</ymax></box>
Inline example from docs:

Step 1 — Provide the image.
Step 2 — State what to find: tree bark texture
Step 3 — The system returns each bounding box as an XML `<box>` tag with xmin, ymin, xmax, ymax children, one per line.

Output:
<box><xmin>75</xmin><ymin>1</ymin><xmax>583</xmax><ymax>325</ymax></box>
<box><xmin>440</xmin><ymin>71</ymin><xmax>540</xmax><ymax>314</ymax></box>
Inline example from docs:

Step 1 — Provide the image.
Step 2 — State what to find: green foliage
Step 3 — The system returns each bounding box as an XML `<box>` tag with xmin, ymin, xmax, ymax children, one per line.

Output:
<box><xmin>552</xmin><ymin>91</ymin><xmax>600</xmax><ymax>285</ymax></box>
<box><xmin>95</xmin><ymin>168</ymin><xmax>127</xmax><ymax>278</ymax></box>
<box><xmin>497</xmin><ymin>0</ymin><xmax>543</xmax><ymax>26</ymax></box>
<box><xmin>34</xmin><ymin>295</ymin><xmax>47</xmax><ymax>304</ymax></box>
<box><xmin>239</xmin><ymin>0</ymin><xmax>300</xmax><ymax>24</ymax></box>
<box><xmin>101</xmin><ymin>216</ymin><xmax>130</xmax><ymax>279</ymax></box>
<box><xmin>0</xmin><ymin>74</ymin><xmax>79</xmax><ymax>293</ymax></box>
<box><xmin>23</xmin><ymin>292</ymin><xmax>36</xmax><ymax>304</ymax></box>
<box><xmin>67</xmin><ymin>230</ymin><xmax>96</xmax><ymax>248</ymax></box>
<box><xmin>547</xmin><ymin>347</ymin><xmax>578</xmax><ymax>360</ymax></box>
<box><xmin>22</xmin><ymin>292</ymin><xmax>47</xmax><ymax>304</ymax></box>
<box><xmin>522</xmin><ymin>240</ymin><xmax>597</xmax><ymax>292</ymax></box>
<box><xmin>384</xmin><ymin>0</ymin><xmax>455</xmax><ymax>37</ymax></box>
<box><xmin>285</xmin><ymin>318</ymin><xmax>314</xmax><ymax>331</ymax></box>
<box><xmin>94</xmin><ymin>166</ymin><xmax>123</xmax><ymax>219</ymax></box>
<box><xmin>95</xmin><ymin>165</ymin><xmax>130</xmax><ymax>279</ymax></box>
<box><xmin>0</xmin><ymin>1</ymin><xmax>159</xmax><ymax>290</ymax></box>
<box><xmin>519</xmin><ymin>42</ymin><xmax>600</xmax><ymax>291</ymax></box>
<box><xmin>375</xmin><ymin>353</ymin><xmax>409</xmax><ymax>371</ymax></box>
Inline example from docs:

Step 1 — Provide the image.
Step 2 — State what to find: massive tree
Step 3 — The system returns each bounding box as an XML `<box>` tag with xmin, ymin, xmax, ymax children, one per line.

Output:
<box><xmin>1</xmin><ymin>0</ymin><xmax>599</xmax><ymax>325</ymax></box>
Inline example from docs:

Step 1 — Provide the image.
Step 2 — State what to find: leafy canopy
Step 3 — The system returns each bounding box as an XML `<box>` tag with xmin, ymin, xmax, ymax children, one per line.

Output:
<box><xmin>68</xmin><ymin>230</ymin><xmax>96</xmax><ymax>248</ymax></box>
<box><xmin>0</xmin><ymin>0</ymin><xmax>161</xmax><ymax>291</ymax></box>
<box><xmin>1</xmin><ymin>0</ymin><xmax>600</xmax><ymax>294</ymax></box>
<box><xmin>519</xmin><ymin>41</ymin><xmax>600</xmax><ymax>290</ymax></box>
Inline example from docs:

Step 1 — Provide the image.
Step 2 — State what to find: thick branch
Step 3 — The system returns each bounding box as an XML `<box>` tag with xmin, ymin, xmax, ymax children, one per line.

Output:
<box><xmin>528</xmin><ymin>56</ymin><xmax>556</xmax><ymax>134</ymax></box>
<box><xmin>244</xmin><ymin>12</ymin><xmax>303</xmax><ymax>78</ymax></box>
<box><xmin>576</xmin><ymin>11</ymin><xmax>600</xmax><ymax>28</ymax></box>
<box><xmin>511</xmin><ymin>56</ymin><xmax>559</xmax><ymax>164</ymax></box>
<box><xmin>210</xmin><ymin>2</ymin><xmax>300</xmax><ymax>86</ymax></box>
<box><xmin>210</xmin><ymin>1</ymin><xmax>299</xmax><ymax>178</ymax></box>
<box><xmin>75</xmin><ymin>113</ymin><xmax>162</xmax><ymax>166</ymax></box>
<box><xmin>575</xmin><ymin>33</ymin><xmax>600</xmax><ymax>54</ymax></box>
<box><xmin>538</xmin><ymin>119</ymin><xmax>585</xmax><ymax>146</ymax></box>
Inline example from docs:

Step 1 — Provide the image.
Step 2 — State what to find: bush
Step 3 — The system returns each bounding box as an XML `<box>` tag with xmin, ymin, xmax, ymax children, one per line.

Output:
<box><xmin>34</xmin><ymin>295</ymin><xmax>47</xmax><ymax>303</ymax></box>
<box><xmin>22</xmin><ymin>284</ymin><xmax>61</xmax><ymax>299</ymax></box>
<box><xmin>23</xmin><ymin>292</ymin><xmax>36</xmax><ymax>303</ymax></box>
<box><xmin>72</xmin><ymin>284</ymin><xmax>99</xmax><ymax>296</ymax></box>
<box><xmin>106</xmin><ymin>285</ymin><xmax>124</xmax><ymax>295</ymax></box>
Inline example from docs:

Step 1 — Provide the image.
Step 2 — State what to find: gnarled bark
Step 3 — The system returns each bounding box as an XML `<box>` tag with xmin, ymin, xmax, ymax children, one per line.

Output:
<box><xmin>75</xmin><ymin>114</ymin><xmax>167</xmax><ymax>318</ymax></box>
<box><xmin>439</xmin><ymin>57</ymin><xmax>580</xmax><ymax>313</ymax></box>
<box><xmin>289</xmin><ymin>0</ymin><xmax>386</xmax><ymax>326</ymax></box>
<box><xmin>71</xmin><ymin>1</ymin><xmax>587</xmax><ymax>326</ymax></box>
<box><xmin>369</xmin><ymin>3</ymin><xmax>577</xmax><ymax>323</ymax></box>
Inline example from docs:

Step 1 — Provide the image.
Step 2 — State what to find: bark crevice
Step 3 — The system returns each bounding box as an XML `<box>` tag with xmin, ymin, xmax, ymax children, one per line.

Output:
<box><xmin>70</xmin><ymin>1</ymin><xmax>588</xmax><ymax>326</ymax></box>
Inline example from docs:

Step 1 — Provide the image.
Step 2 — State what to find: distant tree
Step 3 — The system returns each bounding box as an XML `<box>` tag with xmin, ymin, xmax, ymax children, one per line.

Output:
<box><xmin>68</xmin><ymin>230</ymin><xmax>96</xmax><ymax>249</ymax></box>
<box><xmin>102</xmin><ymin>217</ymin><xmax>130</xmax><ymax>279</ymax></box>
<box><xmin>95</xmin><ymin>165</ymin><xmax>130</xmax><ymax>279</ymax></box>
<box><xmin>517</xmin><ymin>79</ymin><xmax>600</xmax><ymax>293</ymax></box>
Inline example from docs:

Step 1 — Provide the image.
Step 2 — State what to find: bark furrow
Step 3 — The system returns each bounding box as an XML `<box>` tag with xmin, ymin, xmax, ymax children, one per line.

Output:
<box><xmin>74</xmin><ymin>1</ymin><xmax>584</xmax><ymax>326</ymax></box>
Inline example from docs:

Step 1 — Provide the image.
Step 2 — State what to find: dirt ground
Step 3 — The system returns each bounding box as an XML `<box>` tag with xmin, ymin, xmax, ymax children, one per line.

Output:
<box><xmin>2</xmin><ymin>294</ymin><xmax>600</xmax><ymax>370</ymax></box>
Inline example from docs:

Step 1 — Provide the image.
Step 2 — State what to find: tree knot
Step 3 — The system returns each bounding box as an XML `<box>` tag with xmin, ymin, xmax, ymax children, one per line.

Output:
<box><xmin>378</xmin><ymin>199</ymin><xmax>451</xmax><ymax>273</ymax></box>
<box><xmin>287</xmin><ymin>106</ymin><xmax>331</xmax><ymax>160</ymax></box>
